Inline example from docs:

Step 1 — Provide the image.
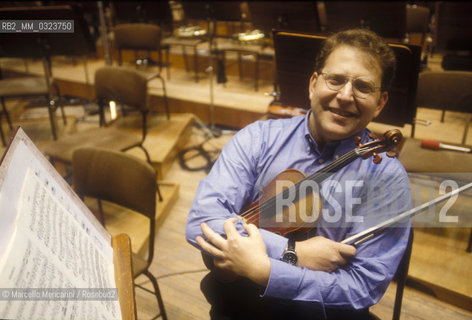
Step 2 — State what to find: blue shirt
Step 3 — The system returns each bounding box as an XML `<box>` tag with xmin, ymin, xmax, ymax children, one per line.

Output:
<box><xmin>186</xmin><ymin>112</ymin><xmax>412</xmax><ymax>312</ymax></box>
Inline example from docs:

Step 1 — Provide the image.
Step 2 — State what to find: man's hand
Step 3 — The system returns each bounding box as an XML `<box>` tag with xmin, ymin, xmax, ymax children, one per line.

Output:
<box><xmin>296</xmin><ymin>236</ymin><xmax>356</xmax><ymax>273</ymax></box>
<box><xmin>196</xmin><ymin>218</ymin><xmax>271</xmax><ymax>286</ymax></box>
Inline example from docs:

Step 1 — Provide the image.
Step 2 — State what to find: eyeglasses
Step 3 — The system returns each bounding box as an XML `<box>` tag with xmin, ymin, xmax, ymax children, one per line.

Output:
<box><xmin>320</xmin><ymin>72</ymin><xmax>380</xmax><ymax>99</ymax></box>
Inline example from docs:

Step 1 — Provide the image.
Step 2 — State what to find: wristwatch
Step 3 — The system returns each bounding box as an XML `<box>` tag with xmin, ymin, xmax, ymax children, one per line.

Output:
<box><xmin>280</xmin><ymin>238</ymin><xmax>298</xmax><ymax>265</ymax></box>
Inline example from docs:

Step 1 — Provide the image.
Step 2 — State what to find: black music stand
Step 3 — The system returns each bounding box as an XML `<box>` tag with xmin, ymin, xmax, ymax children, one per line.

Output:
<box><xmin>272</xmin><ymin>30</ymin><xmax>421</xmax><ymax>132</ymax></box>
<box><xmin>0</xmin><ymin>5</ymin><xmax>95</xmax><ymax>140</ymax></box>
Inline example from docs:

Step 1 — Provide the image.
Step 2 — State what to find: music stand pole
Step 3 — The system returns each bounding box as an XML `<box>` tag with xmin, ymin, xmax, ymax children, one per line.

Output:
<box><xmin>205</xmin><ymin>3</ymin><xmax>221</xmax><ymax>137</ymax></box>
<box><xmin>98</xmin><ymin>1</ymin><xmax>111</xmax><ymax>66</ymax></box>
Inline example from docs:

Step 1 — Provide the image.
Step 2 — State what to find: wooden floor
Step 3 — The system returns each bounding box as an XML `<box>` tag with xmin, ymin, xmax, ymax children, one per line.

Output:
<box><xmin>1</xmin><ymin>52</ymin><xmax>472</xmax><ymax>319</ymax></box>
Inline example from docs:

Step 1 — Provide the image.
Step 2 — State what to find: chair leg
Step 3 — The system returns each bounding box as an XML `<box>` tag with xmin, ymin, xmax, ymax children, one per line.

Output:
<box><xmin>182</xmin><ymin>45</ymin><xmax>190</xmax><ymax>72</ymax></box>
<box><xmin>142</xmin><ymin>270</ymin><xmax>168</xmax><ymax>320</ymax></box>
<box><xmin>467</xmin><ymin>228</ymin><xmax>472</xmax><ymax>253</ymax></box>
<box><xmin>238</xmin><ymin>52</ymin><xmax>243</xmax><ymax>81</ymax></box>
<box><xmin>139</xmin><ymin>145</ymin><xmax>152</xmax><ymax>165</ymax></box>
<box><xmin>51</xmin><ymin>82</ymin><xmax>67</xmax><ymax>125</ymax></box>
<box><xmin>156</xmin><ymin>180</ymin><xmax>163</xmax><ymax>202</ymax></box>
<box><xmin>193</xmin><ymin>46</ymin><xmax>199</xmax><ymax>83</ymax></box>
<box><xmin>47</xmin><ymin>99</ymin><xmax>58</xmax><ymax>140</ymax></box>
<box><xmin>0</xmin><ymin>112</ymin><xmax>6</xmax><ymax>147</ymax></box>
<box><xmin>1</xmin><ymin>97</ymin><xmax>13</xmax><ymax>130</ymax></box>
<box><xmin>254</xmin><ymin>54</ymin><xmax>259</xmax><ymax>92</ymax></box>
<box><xmin>156</xmin><ymin>76</ymin><xmax>170</xmax><ymax>120</ymax></box>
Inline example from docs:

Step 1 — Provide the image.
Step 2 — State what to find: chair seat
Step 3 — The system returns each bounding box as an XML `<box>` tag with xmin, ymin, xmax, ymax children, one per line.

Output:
<box><xmin>131</xmin><ymin>252</ymin><xmax>149</xmax><ymax>277</ymax></box>
<box><xmin>162</xmin><ymin>36</ymin><xmax>205</xmax><ymax>47</ymax></box>
<box><xmin>44</xmin><ymin>127</ymin><xmax>142</xmax><ymax>164</ymax></box>
<box><xmin>0</xmin><ymin>77</ymin><xmax>49</xmax><ymax>97</ymax></box>
<box><xmin>399</xmin><ymin>137</ymin><xmax>472</xmax><ymax>174</ymax></box>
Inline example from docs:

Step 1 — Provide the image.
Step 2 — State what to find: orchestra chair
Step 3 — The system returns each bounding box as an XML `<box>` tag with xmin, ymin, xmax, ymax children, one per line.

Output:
<box><xmin>72</xmin><ymin>147</ymin><xmax>167</xmax><ymax>320</ymax></box>
<box><xmin>113</xmin><ymin>23</ymin><xmax>170</xmax><ymax>119</ymax></box>
<box><xmin>405</xmin><ymin>4</ymin><xmax>431</xmax><ymax>52</ymax></box>
<box><xmin>114</xmin><ymin>23</ymin><xmax>171</xmax><ymax>81</ymax></box>
<box><xmin>416</xmin><ymin>71</ymin><xmax>472</xmax><ymax>143</ymax></box>
<box><xmin>0</xmin><ymin>72</ymin><xmax>66</xmax><ymax>145</ymax></box>
<box><xmin>398</xmin><ymin>71</ymin><xmax>472</xmax><ymax>253</ymax></box>
<box><xmin>323</xmin><ymin>2</ymin><xmax>406</xmax><ymax>41</ymax></box>
<box><xmin>44</xmin><ymin>66</ymin><xmax>163</xmax><ymax>200</ymax></box>
<box><xmin>434</xmin><ymin>2</ymin><xmax>472</xmax><ymax>72</ymax></box>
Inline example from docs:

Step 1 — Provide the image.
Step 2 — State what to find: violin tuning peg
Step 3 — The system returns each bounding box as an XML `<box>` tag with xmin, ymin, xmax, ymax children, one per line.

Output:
<box><xmin>386</xmin><ymin>151</ymin><xmax>398</xmax><ymax>158</ymax></box>
<box><xmin>373</xmin><ymin>154</ymin><xmax>382</xmax><ymax>164</ymax></box>
<box><xmin>354</xmin><ymin>136</ymin><xmax>362</xmax><ymax>146</ymax></box>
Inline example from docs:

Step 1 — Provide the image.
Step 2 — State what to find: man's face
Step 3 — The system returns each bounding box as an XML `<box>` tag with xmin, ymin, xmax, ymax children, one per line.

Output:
<box><xmin>308</xmin><ymin>45</ymin><xmax>388</xmax><ymax>145</ymax></box>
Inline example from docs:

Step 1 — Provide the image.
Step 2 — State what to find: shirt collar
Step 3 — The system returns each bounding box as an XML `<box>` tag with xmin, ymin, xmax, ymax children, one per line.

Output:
<box><xmin>302</xmin><ymin>110</ymin><xmax>370</xmax><ymax>159</ymax></box>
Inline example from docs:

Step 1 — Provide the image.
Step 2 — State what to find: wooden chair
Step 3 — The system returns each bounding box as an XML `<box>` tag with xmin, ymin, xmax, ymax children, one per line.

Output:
<box><xmin>416</xmin><ymin>71</ymin><xmax>472</xmax><ymax>143</ymax></box>
<box><xmin>434</xmin><ymin>2</ymin><xmax>472</xmax><ymax>72</ymax></box>
<box><xmin>114</xmin><ymin>23</ymin><xmax>171</xmax><ymax>81</ymax></box>
<box><xmin>45</xmin><ymin>67</ymin><xmax>163</xmax><ymax>201</ymax></box>
<box><xmin>0</xmin><ymin>68</ymin><xmax>66</xmax><ymax>145</ymax></box>
<box><xmin>72</xmin><ymin>147</ymin><xmax>167</xmax><ymax>320</ymax></box>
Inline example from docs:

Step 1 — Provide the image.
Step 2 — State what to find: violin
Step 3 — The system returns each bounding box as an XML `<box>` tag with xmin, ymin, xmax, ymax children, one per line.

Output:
<box><xmin>237</xmin><ymin>129</ymin><xmax>402</xmax><ymax>237</ymax></box>
<box><xmin>202</xmin><ymin>129</ymin><xmax>402</xmax><ymax>276</ymax></box>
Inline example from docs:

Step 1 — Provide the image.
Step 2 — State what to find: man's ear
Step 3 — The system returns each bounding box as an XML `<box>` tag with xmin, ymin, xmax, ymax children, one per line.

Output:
<box><xmin>374</xmin><ymin>91</ymin><xmax>389</xmax><ymax>118</ymax></box>
<box><xmin>309</xmin><ymin>72</ymin><xmax>318</xmax><ymax>98</ymax></box>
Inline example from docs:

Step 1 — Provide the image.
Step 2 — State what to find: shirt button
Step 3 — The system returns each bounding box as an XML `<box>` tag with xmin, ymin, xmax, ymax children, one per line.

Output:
<box><xmin>317</xmin><ymin>158</ymin><xmax>325</xmax><ymax>164</ymax></box>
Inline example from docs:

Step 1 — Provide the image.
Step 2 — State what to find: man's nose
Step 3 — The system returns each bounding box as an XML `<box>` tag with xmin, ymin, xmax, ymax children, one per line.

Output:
<box><xmin>337</xmin><ymin>81</ymin><xmax>355</xmax><ymax>100</ymax></box>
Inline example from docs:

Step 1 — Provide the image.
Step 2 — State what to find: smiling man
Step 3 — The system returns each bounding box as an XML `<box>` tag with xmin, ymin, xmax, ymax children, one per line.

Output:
<box><xmin>186</xmin><ymin>29</ymin><xmax>412</xmax><ymax>320</ymax></box>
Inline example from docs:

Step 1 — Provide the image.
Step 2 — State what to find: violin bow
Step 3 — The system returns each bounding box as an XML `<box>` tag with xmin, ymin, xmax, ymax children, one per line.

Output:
<box><xmin>342</xmin><ymin>181</ymin><xmax>472</xmax><ymax>246</ymax></box>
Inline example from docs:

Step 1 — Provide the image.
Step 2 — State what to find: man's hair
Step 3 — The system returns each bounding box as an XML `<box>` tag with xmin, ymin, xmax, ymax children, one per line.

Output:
<box><xmin>314</xmin><ymin>28</ymin><xmax>396</xmax><ymax>91</ymax></box>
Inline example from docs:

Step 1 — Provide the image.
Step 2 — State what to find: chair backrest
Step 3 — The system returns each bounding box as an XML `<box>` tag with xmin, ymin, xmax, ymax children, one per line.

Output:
<box><xmin>434</xmin><ymin>2</ymin><xmax>472</xmax><ymax>52</ymax></box>
<box><xmin>94</xmin><ymin>66</ymin><xmax>149</xmax><ymax>112</ymax></box>
<box><xmin>247</xmin><ymin>1</ymin><xmax>320</xmax><ymax>34</ymax></box>
<box><xmin>72</xmin><ymin>147</ymin><xmax>158</xmax><ymax>261</ymax></box>
<box><xmin>111</xmin><ymin>1</ymin><xmax>173</xmax><ymax>27</ymax></box>
<box><xmin>72</xmin><ymin>147</ymin><xmax>157</xmax><ymax>219</ymax></box>
<box><xmin>406</xmin><ymin>4</ymin><xmax>430</xmax><ymax>34</ymax></box>
<box><xmin>416</xmin><ymin>71</ymin><xmax>472</xmax><ymax>112</ymax></box>
<box><xmin>323</xmin><ymin>2</ymin><xmax>406</xmax><ymax>40</ymax></box>
<box><xmin>114</xmin><ymin>23</ymin><xmax>162</xmax><ymax>51</ymax></box>
<box><xmin>272</xmin><ymin>30</ymin><xmax>421</xmax><ymax>127</ymax></box>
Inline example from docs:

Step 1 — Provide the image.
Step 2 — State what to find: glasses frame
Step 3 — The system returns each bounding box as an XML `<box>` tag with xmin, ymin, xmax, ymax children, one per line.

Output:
<box><xmin>320</xmin><ymin>72</ymin><xmax>381</xmax><ymax>99</ymax></box>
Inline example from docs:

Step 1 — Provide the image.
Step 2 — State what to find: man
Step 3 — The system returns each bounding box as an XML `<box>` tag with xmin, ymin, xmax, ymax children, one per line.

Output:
<box><xmin>186</xmin><ymin>29</ymin><xmax>412</xmax><ymax>319</ymax></box>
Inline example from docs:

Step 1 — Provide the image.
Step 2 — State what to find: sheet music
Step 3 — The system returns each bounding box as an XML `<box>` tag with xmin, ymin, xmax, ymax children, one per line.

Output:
<box><xmin>0</xmin><ymin>140</ymin><xmax>112</xmax><ymax>260</ymax></box>
<box><xmin>0</xmin><ymin>169</ymin><xmax>121</xmax><ymax>319</ymax></box>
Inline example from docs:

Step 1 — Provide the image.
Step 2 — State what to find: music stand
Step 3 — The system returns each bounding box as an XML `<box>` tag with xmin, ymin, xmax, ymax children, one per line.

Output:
<box><xmin>0</xmin><ymin>5</ymin><xmax>95</xmax><ymax>139</ymax></box>
<box><xmin>272</xmin><ymin>30</ymin><xmax>421</xmax><ymax>131</ymax></box>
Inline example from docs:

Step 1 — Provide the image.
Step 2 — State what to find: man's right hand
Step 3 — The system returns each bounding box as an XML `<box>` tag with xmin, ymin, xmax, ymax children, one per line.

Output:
<box><xmin>295</xmin><ymin>236</ymin><xmax>356</xmax><ymax>273</ymax></box>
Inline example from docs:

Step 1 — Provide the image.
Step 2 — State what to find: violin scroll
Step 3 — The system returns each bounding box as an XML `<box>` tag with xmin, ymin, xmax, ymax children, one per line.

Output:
<box><xmin>355</xmin><ymin>129</ymin><xmax>403</xmax><ymax>162</ymax></box>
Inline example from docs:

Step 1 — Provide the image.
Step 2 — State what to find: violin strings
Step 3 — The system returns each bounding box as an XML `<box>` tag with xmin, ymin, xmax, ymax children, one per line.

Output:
<box><xmin>240</xmin><ymin>146</ymin><xmax>367</xmax><ymax>224</ymax></box>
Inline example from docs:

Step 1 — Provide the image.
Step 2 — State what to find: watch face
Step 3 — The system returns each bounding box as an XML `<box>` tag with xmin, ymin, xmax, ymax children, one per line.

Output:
<box><xmin>282</xmin><ymin>251</ymin><xmax>298</xmax><ymax>265</ymax></box>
